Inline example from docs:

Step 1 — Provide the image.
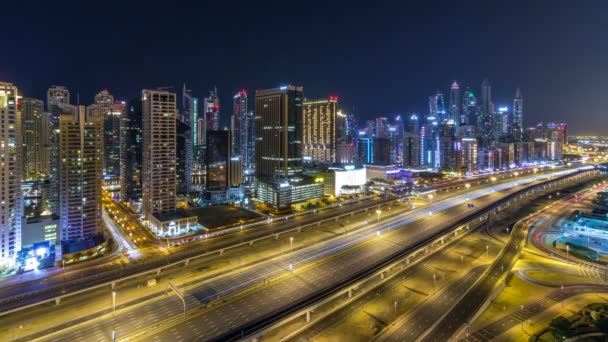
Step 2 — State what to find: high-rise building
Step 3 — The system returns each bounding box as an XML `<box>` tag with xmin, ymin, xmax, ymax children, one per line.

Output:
<box><xmin>429</xmin><ymin>91</ymin><xmax>447</xmax><ymax>122</ymax></box>
<box><xmin>245</xmin><ymin>110</ymin><xmax>256</xmax><ymax>178</ymax></box>
<box><xmin>142</xmin><ymin>89</ymin><xmax>177</xmax><ymax>219</ymax></box>
<box><xmin>204</xmin><ymin>87</ymin><xmax>220</xmax><ymax>137</ymax></box>
<box><xmin>47</xmin><ymin>86</ymin><xmax>70</xmax><ymax>112</ymax></box>
<box><xmin>176</xmin><ymin>116</ymin><xmax>192</xmax><ymax>195</ymax></box>
<box><xmin>357</xmin><ymin>136</ymin><xmax>373</xmax><ymax>164</ymax></box>
<box><xmin>59</xmin><ymin>106</ymin><xmax>103</xmax><ymax>242</ymax></box>
<box><xmin>254</xmin><ymin>85</ymin><xmax>303</xmax><ymax>180</ymax></box>
<box><xmin>21</xmin><ymin>98</ymin><xmax>50</xmax><ymax>180</ymax></box>
<box><xmin>302</xmin><ymin>97</ymin><xmax>338</xmax><ymax>163</ymax></box>
<box><xmin>335</xmin><ymin>109</ymin><xmax>355</xmax><ymax>164</ymax></box>
<box><xmin>94</xmin><ymin>90</ymin><xmax>121</xmax><ymax>183</ymax></box>
<box><xmin>462</xmin><ymin>89</ymin><xmax>479</xmax><ymax>127</ymax></box>
<box><xmin>119</xmin><ymin>98</ymin><xmax>143</xmax><ymax>205</ymax></box>
<box><xmin>373</xmin><ymin>137</ymin><xmax>391</xmax><ymax>165</ymax></box>
<box><xmin>183</xmin><ymin>85</ymin><xmax>201</xmax><ymax>169</ymax></box>
<box><xmin>406</xmin><ymin>114</ymin><xmax>420</xmax><ymax>134</ymax></box>
<box><xmin>449</xmin><ymin>81</ymin><xmax>462</xmax><ymax>126</ymax></box>
<box><xmin>231</xmin><ymin>90</ymin><xmax>248</xmax><ymax>159</ymax></box>
<box><xmin>47</xmin><ymin>85</ymin><xmax>70</xmax><ymax>215</ymax></box>
<box><xmin>375</xmin><ymin>117</ymin><xmax>389</xmax><ymax>139</ymax></box>
<box><xmin>478</xmin><ymin>79</ymin><xmax>494</xmax><ymax>147</ymax></box>
<box><xmin>458</xmin><ymin>137</ymin><xmax>478</xmax><ymax>174</ymax></box>
<box><xmin>481</xmin><ymin>78</ymin><xmax>492</xmax><ymax>116</ymax></box>
<box><xmin>403</xmin><ymin>132</ymin><xmax>420</xmax><ymax>168</ymax></box>
<box><xmin>0</xmin><ymin>82</ymin><xmax>22</xmax><ymax>266</ymax></box>
<box><xmin>493</xmin><ymin>106</ymin><xmax>510</xmax><ymax>141</ymax></box>
<box><xmin>512</xmin><ymin>88</ymin><xmax>523</xmax><ymax>141</ymax></box>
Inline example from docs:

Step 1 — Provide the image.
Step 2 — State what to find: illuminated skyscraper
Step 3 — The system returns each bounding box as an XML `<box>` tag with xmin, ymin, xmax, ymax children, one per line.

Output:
<box><xmin>176</xmin><ymin>116</ymin><xmax>192</xmax><ymax>195</ymax></box>
<box><xmin>375</xmin><ymin>117</ymin><xmax>388</xmax><ymax>139</ymax></box>
<box><xmin>481</xmin><ymin>78</ymin><xmax>492</xmax><ymax>116</ymax></box>
<box><xmin>119</xmin><ymin>97</ymin><xmax>143</xmax><ymax>204</ymax></box>
<box><xmin>47</xmin><ymin>85</ymin><xmax>70</xmax><ymax>215</ymax></box>
<box><xmin>254</xmin><ymin>85</ymin><xmax>304</xmax><ymax>179</ymax></box>
<box><xmin>0</xmin><ymin>82</ymin><xmax>22</xmax><ymax>266</ymax></box>
<box><xmin>142</xmin><ymin>89</ymin><xmax>177</xmax><ymax>219</ymax></box>
<box><xmin>59</xmin><ymin>106</ymin><xmax>103</xmax><ymax>242</ymax></box>
<box><xmin>403</xmin><ymin>132</ymin><xmax>420</xmax><ymax>168</ymax></box>
<box><xmin>459</xmin><ymin>137</ymin><xmax>478</xmax><ymax>173</ymax></box>
<box><xmin>512</xmin><ymin>87</ymin><xmax>523</xmax><ymax>141</ymax></box>
<box><xmin>204</xmin><ymin>87</ymin><xmax>220</xmax><ymax>137</ymax></box>
<box><xmin>47</xmin><ymin>85</ymin><xmax>70</xmax><ymax>111</ymax></box>
<box><xmin>462</xmin><ymin>89</ymin><xmax>479</xmax><ymax>127</ymax></box>
<box><xmin>429</xmin><ymin>91</ymin><xmax>447</xmax><ymax>122</ymax></box>
<box><xmin>231</xmin><ymin>90</ymin><xmax>248</xmax><ymax>160</ymax></box>
<box><xmin>302</xmin><ymin>97</ymin><xmax>338</xmax><ymax>163</ymax></box>
<box><xmin>21</xmin><ymin>98</ymin><xmax>50</xmax><ymax>180</ymax></box>
<box><xmin>449</xmin><ymin>81</ymin><xmax>462</xmax><ymax>125</ymax></box>
<box><xmin>94</xmin><ymin>90</ymin><xmax>121</xmax><ymax>183</ymax></box>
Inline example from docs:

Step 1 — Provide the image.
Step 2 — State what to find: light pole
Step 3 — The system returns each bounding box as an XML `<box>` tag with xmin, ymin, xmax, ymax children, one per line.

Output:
<box><xmin>465</xmin><ymin>183</ymin><xmax>471</xmax><ymax>191</ymax></box>
<box><xmin>290</xmin><ymin>237</ymin><xmax>294</xmax><ymax>254</ymax></box>
<box><xmin>566</xmin><ymin>244</ymin><xmax>570</xmax><ymax>259</ymax></box>
<box><xmin>433</xmin><ymin>273</ymin><xmax>436</xmax><ymax>295</ymax></box>
<box><xmin>520</xmin><ymin>304</ymin><xmax>525</xmax><ymax>333</ymax></box>
<box><xmin>376</xmin><ymin>210</ymin><xmax>381</xmax><ymax>224</ymax></box>
<box><xmin>112</xmin><ymin>290</ymin><xmax>116</xmax><ymax>316</ymax></box>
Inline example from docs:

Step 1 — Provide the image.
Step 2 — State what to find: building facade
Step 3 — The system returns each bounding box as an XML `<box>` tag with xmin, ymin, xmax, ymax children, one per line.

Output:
<box><xmin>21</xmin><ymin>98</ymin><xmax>50</xmax><ymax>180</ymax></box>
<box><xmin>254</xmin><ymin>85</ymin><xmax>304</xmax><ymax>180</ymax></box>
<box><xmin>302</xmin><ymin>97</ymin><xmax>337</xmax><ymax>163</ymax></box>
<box><xmin>0</xmin><ymin>82</ymin><xmax>22</xmax><ymax>266</ymax></box>
<box><xmin>142</xmin><ymin>89</ymin><xmax>177</xmax><ymax>219</ymax></box>
<box><xmin>59</xmin><ymin>106</ymin><xmax>103</xmax><ymax>242</ymax></box>
<box><xmin>119</xmin><ymin>98</ymin><xmax>143</xmax><ymax>205</ymax></box>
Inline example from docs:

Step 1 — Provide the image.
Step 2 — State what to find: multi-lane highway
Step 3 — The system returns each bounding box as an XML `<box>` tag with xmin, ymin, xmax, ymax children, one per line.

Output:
<box><xmin>0</xmin><ymin>166</ymin><xmax>559</xmax><ymax>314</ymax></box>
<box><xmin>283</xmin><ymin>171</ymin><xmax>600</xmax><ymax>342</ymax></box>
<box><xmin>8</xmin><ymin>166</ymin><xmax>591</xmax><ymax>342</ymax></box>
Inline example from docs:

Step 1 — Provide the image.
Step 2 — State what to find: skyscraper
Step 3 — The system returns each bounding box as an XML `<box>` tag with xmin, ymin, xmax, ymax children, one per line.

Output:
<box><xmin>403</xmin><ymin>132</ymin><xmax>420</xmax><ymax>168</ymax></box>
<box><xmin>429</xmin><ymin>91</ymin><xmax>447</xmax><ymax>122</ymax></box>
<box><xmin>0</xmin><ymin>82</ymin><xmax>22</xmax><ymax>266</ymax></box>
<box><xmin>459</xmin><ymin>137</ymin><xmax>478</xmax><ymax>173</ymax></box>
<box><xmin>449</xmin><ymin>81</ymin><xmax>462</xmax><ymax>126</ymax></box>
<box><xmin>512</xmin><ymin>88</ymin><xmax>523</xmax><ymax>141</ymax></box>
<box><xmin>302</xmin><ymin>97</ymin><xmax>338</xmax><ymax>163</ymax></box>
<box><xmin>231</xmin><ymin>90</ymin><xmax>248</xmax><ymax>159</ymax></box>
<box><xmin>254</xmin><ymin>85</ymin><xmax>304</xmax><ymax>179</ymax></box>
<box><xmin>204</xmin><ymin>87</ymin><xmax>220</xmax><ymax>135</ymax></box>
<box><xmin>47</xmin><ymin>86</ymin><xmax>70</xmax><ymax>111</ymax></box>
<box><xmin>478</xmin><ymin>79</ymin><xmax>494</xmax><ymax>147</ymax></box>
<box><xmin>375</xmin><ymin>117</ymin><xmax>389</xmax><ymax>139</ymax></box>
<box><xmin>119</xmin><ymin>97</ymin><xmax>143</xmax><ymax>205</ymax></box>
<box><xmin>59</xmin><ymin>106</ymin><xmax>103</xmax><ymax>242</ymax></box>
<box><xmin>176</xmin><ymin>116</ymin><xmax>192</xmax><ymax>195</ymax></box>
<box><xmin>21</xmin><ymin>98</ymin><xmax>50</xmax><ymax>180</ymax></box>
<box><xmin>462</xmin><ymin>89</ymin><xmax>479</xmax><ymax>127</ymax></box>
<box><xmin>142</xmin><ymin>89</ymin><xmax>177</xmax><ymax>219</ymax></box>
<box><xmin>481</xmin><ymin>78</ymin><xmax>492</xmax><ymax>116</ymax></box>
<box><xmin>183</xmin><ymin>85</ymin><xmax>201</xmax><ymax>169</ymax></box>
<box><xmin>206</xmin><ymin>130</ymin><xmax>232</xmax><ymax>194</ymax></box>
<box><xmin>47</xmin><ymin>85</ymin><xmax>70</xmax><ymax>215</ymax></box>
<box><xmin>94</xmin><ymin>90</ymin><xmax>121</xmax><ymax>183</ymax></box>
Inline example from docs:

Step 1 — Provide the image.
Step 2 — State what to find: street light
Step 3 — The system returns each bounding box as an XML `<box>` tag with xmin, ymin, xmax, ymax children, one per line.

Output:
<box><xmin>112</xmin><ymin>290</ymin><xmax>116</xmax><ymax>316</ymax></box>
<box><xmin>290</xmin><ymin>237</ymin><xmax>294</xmax><ymax>254</ymax></box>
<box><xmin>376</xmin><ymin>210</ymin><xmax>381</xmax><ymax>223</ymax></box>
<box><xmin>566</xmin><ymin>244</ymin><xmax>570</xmax><ymax>259</ymax></box>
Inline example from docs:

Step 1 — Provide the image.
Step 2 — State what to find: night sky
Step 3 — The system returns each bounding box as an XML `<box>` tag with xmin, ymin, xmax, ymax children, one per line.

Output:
<box><xmin>2</xmin><ymin>1</ymin><xmax>607</xmax><ymax>134</ymax></box>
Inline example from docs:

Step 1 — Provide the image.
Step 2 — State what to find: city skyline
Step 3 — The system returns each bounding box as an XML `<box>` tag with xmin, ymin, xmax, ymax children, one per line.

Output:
<box><xmin>2</xmin><ymin>1</ymin><xmax>607</xmax><ymax>134</ymax></box>
<box><xmin>2</xmin><ymin>3</ymin><xmax>608</xmax><ymax>342</ymax></box>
